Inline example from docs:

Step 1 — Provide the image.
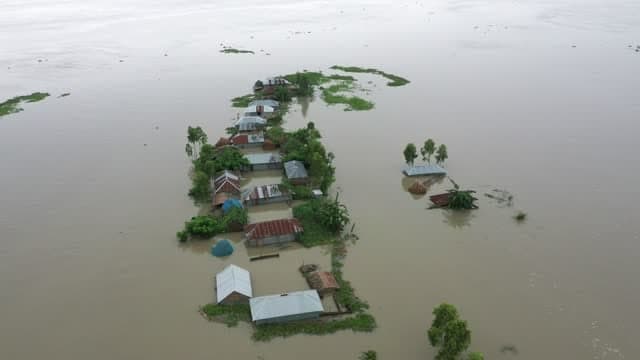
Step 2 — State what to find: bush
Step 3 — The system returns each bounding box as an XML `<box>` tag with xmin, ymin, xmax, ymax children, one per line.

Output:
<box><xmin>360</xmin><ymin>351</ymin><xmax>377</xmax><ymax>360</ymax></box>
<box><xmin>176</xmin><ymin>230</ymin><xmax>188</xmax><ymax>242</ymax></box>
<box><xmin>184</xmin><ymin>216</ymin><xmax>226</xmax><ymax>238</ymax></box>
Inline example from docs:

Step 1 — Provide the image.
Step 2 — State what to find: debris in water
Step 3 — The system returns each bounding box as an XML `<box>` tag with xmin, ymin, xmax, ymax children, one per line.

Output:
<box><xmin>58</xmin><ymin>93</ymin><xmax>71</xmax><ymax>98</ymax></box>
<box><xmin>500</xmin><ymin>345</ymin><xmax>518</xmax><ymax>355</ymax></box>
<box><xmin>484</xmin><ymin>188</ymin><xmax>514</xmax><ymax>207</ymax></box>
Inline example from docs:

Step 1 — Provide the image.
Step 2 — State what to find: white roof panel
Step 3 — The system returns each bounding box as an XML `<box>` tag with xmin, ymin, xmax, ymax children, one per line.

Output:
<box><xmin>250</xmin><ymin>290</ymin><xmax>323</xmax><ymax>321</ymax></box>
<box><xmin>216</xmin><ymin>264</ymin><xmax>253</xmax><ymax>304</ymax></box>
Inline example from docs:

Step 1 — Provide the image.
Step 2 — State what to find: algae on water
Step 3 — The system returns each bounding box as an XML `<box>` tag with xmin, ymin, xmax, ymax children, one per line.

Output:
<box><xmin>0</xmin><ymin>92</ymin><xmax>50</xmax><ymax>117</ymax></box>
<box><xmin>330</xmin><ymin>65</ymin><xmax>410</xmax><ymax>86</ymax></box>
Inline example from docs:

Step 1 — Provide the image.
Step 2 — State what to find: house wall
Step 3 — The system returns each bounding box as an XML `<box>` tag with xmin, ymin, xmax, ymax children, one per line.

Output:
<box><xmin>246</xmin><ymin>233</ymin><xmax>296</xmax><ymax>247</ymax></box>
<box><xmin>254</xmin><ymin>311</ymin><xmax>321</xmax><ymax>325</ymax></box>
<box><xmin>220</xmin><ymin>292</ymin><xmax>250</xmax><ymax>305</ymax></box>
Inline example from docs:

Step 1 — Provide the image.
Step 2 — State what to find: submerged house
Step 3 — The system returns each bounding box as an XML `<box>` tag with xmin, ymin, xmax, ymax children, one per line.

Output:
<box><xmin>212</xmin><ymin>170</ymin><xmax>241</xmax><ymax>207</ymax></box>
<box><xmin>243</xmin><ymin>184</ymin><xmax>291</xmax><ymax>206</ymax></box>
<box><xmin>248</xmin><ymin>99</ymin><xmax>279</xmax><ymax>110</ymax></box>
<box><xmin>306</xmin><ymin>271</ymin><xmax>340</xmax><ymax>297</ymax></box>
<box><xmin>249</xmin><ymin>290</ymin><xmax>324</xmax><ymax>325</ymax></box>
<box><xmin>244</xmin><ymin>152</ymin><xmax>282</xmax><ymax>171</ymax></box>
<box><xmin>231</xmin><ymin>132</ymin><xmax>265</xmax><ymax>149</ymax></box>
<box><xmin>244</xmin><ymin>105</ymin><xmax>275</xmax><ymax>118</ymax></box>
<box><xmin>234</xmin><ymin>116</ymin><xmax>267</xmax><ymax>132</ymax></box>
<box><xmin>216</xmin><ymin>264</ymin><xmax>253</xmax><ymax>305</ymax></box>
<box><xmin>244</xmin><ymin>218</ymin><xmax>303</xmax><ymax>247</ymax></box>
<box><xmin>253</xmin><ymin>77</ymin><xmax>291</xmax><ymax>95</ymax></box>
<box><xmin>284</xmin><ymin>160</ymin><xmax>309</xmax><ymax>185</ymax></box>
<box><xmin>402</xmin><ymin>164</ymin><xmax>447</xmax><ymax>177</ymax></box>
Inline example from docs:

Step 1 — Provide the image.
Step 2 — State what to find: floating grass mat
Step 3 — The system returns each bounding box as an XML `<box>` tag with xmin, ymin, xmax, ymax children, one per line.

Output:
<box><xmin>330</xmin><ymin>65</ymin><xmax>410</xmax><ymax>87</ymax></box>
<box><xmin>0</xmin><ymin>92</ymin><xmax>50</xmax><ymax>117</ymax></box>
<box><xmin>231</xmin><ymin>93</ymin><xmax>256</xmax><ymax>107</ymax></box>
<box><xmin>220</xmin><ymin>48</ymin><xmax>255</xmax><ymax>54</ymax></box>
<box><xmin>321</xmin><ymin>81</ymin><xmax>374</xmax><ymax>111</ymax></box>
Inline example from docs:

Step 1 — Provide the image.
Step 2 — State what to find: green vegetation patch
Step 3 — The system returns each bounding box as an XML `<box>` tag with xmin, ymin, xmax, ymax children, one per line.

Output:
<box><xmin>293</xmin><ymin>200</ymin><xmax>337</xmax><ymax>247</ymax></box>
<box><xmin>220</xmin><ymin>48</ymin><xmax>255</xmax><ymax>54</ymax></box>
<box><xmin>330</xmin><ymin>65</ymin><xmax>410</xmax><ymax>87</ymax></box>
<box><xmin>231</xmin><ymin>93</ymin><xmax>256</xmax><ymax>107</ymax></box>
<box><xmin>321</xmin><ymin>81</ymin><xmax>374</xmax><ymax>111</ymax></box>
<box><xmin>253</xmin><ymin>313</ymin><xmax>376</xmax><ymax>341</ymax></box>
<box><xmin>0</xmin><ymin>92</ymin><xmax>50</xmax><ymax>117</ymax></box>
<box><xmin>201</xmin><ymin>303</ymin><xmax>251</xmax><ymax>327</ymax></box>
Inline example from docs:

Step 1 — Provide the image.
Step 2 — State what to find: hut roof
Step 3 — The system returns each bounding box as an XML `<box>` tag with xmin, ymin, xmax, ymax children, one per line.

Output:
<box><xmin>244</xmin><ymin>218</ymin><xmax>303</xmax><ymax>241</ymax></box>
<box><xmin>249</xmin><ymin>290</ymin><xmax>323</xmax><ymax>322</ymax></box>
<box><xmin>214</xmin><ymin>171</ymin><xmax>241</xmax><ymax>194</ymax></box>
<box><xmin>244</xmin><ymin>184</ymin><xmax>287</xmax><ymax>202</ymax></box>
<box><xmin>284</xmin><ymin>160</ymin><xmax>308</xmax><ymax>179</ymax></box>
<box><xmin>408</xmin><ymin>181</ymin><xmax>427</xmax><ymax>194</ymax></box>
<box><xmin>215</xmin><ymin>264</ymin><xmax>251</xmax><ymax>303</ymax></box>
<box><xmin>307</xmin><ymin>271</ymin><xmax>339</xmax><ymax>291</ymax></box>
<box><xmin>403</xmin><ymin>164</ymin><xmax>447</xmax><ymax>177</ymax></box>
<box><xmin>215</xmin><ymin>137</ymin><xmax>231</xmax><ymax>147</ymax></box>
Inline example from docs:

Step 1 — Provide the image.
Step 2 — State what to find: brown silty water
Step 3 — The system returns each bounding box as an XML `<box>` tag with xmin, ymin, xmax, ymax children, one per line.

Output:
<box><xmin>1</xmin><ymin>0</ymin><xmax>639</xmax><ymax>359</ymax></box>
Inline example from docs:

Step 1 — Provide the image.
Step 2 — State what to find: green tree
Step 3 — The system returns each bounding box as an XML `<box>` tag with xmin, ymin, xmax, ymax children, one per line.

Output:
<box><xmin>265</xmin><ymin>125</ymin><xmax>286</xmax><ymax>145</ymax></box>
<box><xmin>187</xmin><ymin>126</ymin><xmax>208</xmax><ymax>159</ymax></box>
<box><xmin>295</xmin><ymin>72</ymin><xmax>313</xmax><ymax>96</ymax></box>
<box><xmin>421</xmin><ymin>139</ymin><xmax>436</xmax><ymax>163</ymax></box>
<box><xmin>359</xmin><ymin>350</ymin><xmax>377</xmax><ymax>360</ymax></box>
<box><xmin>317</xmin><ymin>198</ymin><xmax>349</xmax><ymax>233</ymax></box>
<box><xmin>467</xmin><ymin>352</ymin><xmax>484</xmax><ymax>360</ymax></box>
<box><xmin>213</xmin><ymin>147</ymin><xmax>250</xmax><ymax>173</ymax></box>
<box><xmin>435</xmin><ymin>144</ymin><xmax>448</xmax><ymax>165</ymax></box>
<box><xmin>403</xmin><ymin>143</ymin><xmax>418</xmax><ymax>166</ymax></box>
<box><xmin>274</xmin><ymin>85</ymin><xmax>291</xmax><ymax>102</ymax></box>
<box><xmin>447</xmin><ymin>190</ymin><xmax>478</xmax><ymax>210</ymax></box>
<box><xmin>428</xmin><ymin>303</ymin><xmax>472</xmax><ymax>360</ymax></box>
<box><xmin>188</xmin><ymin>170</ymin><xmax>211</xmax><ymax>203</ymax></box>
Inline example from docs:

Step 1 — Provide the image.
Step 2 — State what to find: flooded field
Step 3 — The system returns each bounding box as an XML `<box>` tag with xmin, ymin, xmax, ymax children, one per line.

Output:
<box><xmin>1</xmin><ymin>0</ymin><xmax>640</xmax><ymax>359</ymax></box>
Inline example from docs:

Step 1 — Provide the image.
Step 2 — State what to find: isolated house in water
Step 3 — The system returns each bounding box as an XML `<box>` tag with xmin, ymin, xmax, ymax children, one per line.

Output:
<box><xmin>249</xmin><ymin>290</ymin><xmax>323</xmax><ymax>325</ymax></box>
<box><xmin>215</xmin><ymin>264</ymin><xmax>253</xmax><ymax>305</ymax></box>
<box><xmin>402</xmin><ymin>164</ymin><xmax>447</xmax><ymax>177</ymax></box>
<box><xmin>244</xmin><ymin>218</ymin><xmax>303</xmax><ymax>247</ymax></box>
<box><xmin>284</xmin><ymin>160</ymin><xmax>309</xmax><ymax>185</ymax></box>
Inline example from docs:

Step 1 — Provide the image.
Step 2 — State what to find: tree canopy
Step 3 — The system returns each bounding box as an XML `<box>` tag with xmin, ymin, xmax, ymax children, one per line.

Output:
<box><xmin>421</xmin><ymin>139</ymin><xmax>436</xmax><ymax>163</ymax></box>
<box><xmin>435</xmin><ymin>144</ymin><xmax>448</xmax><ymax>165</ymax></box>
<box><xmin>428</xmin><ymin>303</ymin><xmax>472</xmax><ymax>360</ymax></box>
<box><xmin>187</xmin><ymin>126</ymin><xmax>207</xmax><ymax>159</ymax></box>
<box><xmin>404</xmin><ymin>143</ymin><xmax>418</xmax><ymax>166</ymax></box>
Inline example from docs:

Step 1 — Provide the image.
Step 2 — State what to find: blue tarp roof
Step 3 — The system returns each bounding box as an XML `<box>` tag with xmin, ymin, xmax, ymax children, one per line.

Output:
<box><xmin>212</xmin><ymin>239</ymin><xmax>234</xmax><ymax>257</ymax></box>
<box><xmin>403</xmin><ymin>164</ymin><xmax>447</xmax><ymax>177</ymax></box>
<box><xmin>222</xmin><ymin>199</ymin><xmax>243</xmax><ymax>213</ymax></box>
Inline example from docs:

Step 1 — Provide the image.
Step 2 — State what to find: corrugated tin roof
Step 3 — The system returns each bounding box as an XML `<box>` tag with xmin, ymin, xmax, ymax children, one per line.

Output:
<box><xmin>284</xmin><ymin>160</ymin><xmax>308</xmax><ymax>179</ymax></box>
<box><xmin>246</xmin><ymin>152</ymin><xmax>282</xmax><ymax>165</ymax></box>
<box><xmin>216</xmin><ymin>264</ymin><xmax>252</xmax><ymax>304</ymax></box>
<box><xmin>403</xmin><ymin>164</ymin><xmax>447</xmax><ymax>177</ymax></box>
<box><xmin>248</xmin><ymin>99</ymin><xmax>279</xmax><ymax>108</ymax></box>
<box><xmin>214</xmin><ymin>171</ymin><xmax>241</xmax><ymax>194</ymax></box>
<box><xmin>244</xmin><ymin>218</ymin><xmax>303</xmax><ymax>240</ymax></box>
<box><xmin>307</xmin><ymin>271</ymin><xmax>339</xmax><ymax>290</ymax></box>
<box><xmin>250</xmin><ymin>290</ymin><xmax>323</xmax><ymax>322</ymax></box>
<box><xmin>215</xmin><ymin>170</ymin><xmax>239</xmax><ymax>182</ymax></box>
<box><xmin>246</xmin><ymin>184</ymin><xmax>286</xmax><ymax>201</ymax></box>
<box><xmin>235</xmin><ymin>116</ymin><xmax>266</xmax><ymax>126</ymax></box>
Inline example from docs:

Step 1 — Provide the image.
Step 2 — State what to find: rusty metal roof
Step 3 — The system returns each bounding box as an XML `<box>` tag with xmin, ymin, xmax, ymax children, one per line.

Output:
<box><xmin>307</xmin><ymin>271</ymin><xmax>339</xmax><ymax>290</ymax></box>
<box><xmin>244</xmin><ymin>218</ymin><xmax>303</xmax><ymax>240</ymax></box>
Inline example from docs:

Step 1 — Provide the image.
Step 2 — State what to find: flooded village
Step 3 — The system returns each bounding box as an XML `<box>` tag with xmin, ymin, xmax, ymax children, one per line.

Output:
<box><xmin>2</xmin><ymin>0</ymin><xmax>640</xmax><ymax>359</ymax></box>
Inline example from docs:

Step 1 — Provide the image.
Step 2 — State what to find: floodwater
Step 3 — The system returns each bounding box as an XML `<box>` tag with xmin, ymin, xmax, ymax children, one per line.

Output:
<box><xmin>1</xmin><ymin>0</ymin><xmax>640</xmax><ymax>359</ymax></box>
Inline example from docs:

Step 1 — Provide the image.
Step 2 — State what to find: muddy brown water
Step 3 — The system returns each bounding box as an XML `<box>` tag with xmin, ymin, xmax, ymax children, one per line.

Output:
<box><xmin>1</xmin><ymin>0</ymin><xmax>640</xmax><ymax>359</ymax></box>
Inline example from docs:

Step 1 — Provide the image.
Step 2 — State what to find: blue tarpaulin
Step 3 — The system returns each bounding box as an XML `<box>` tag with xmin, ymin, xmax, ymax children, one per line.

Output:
<box><xmin>211</xmin><ymin>239</ymin><xmax>234</xmax><ymax>257</ymax></box>
<box><xmin>222</xmin><ymin>199</ymin><xmax>243</xmax><ymax>213</ymax></box>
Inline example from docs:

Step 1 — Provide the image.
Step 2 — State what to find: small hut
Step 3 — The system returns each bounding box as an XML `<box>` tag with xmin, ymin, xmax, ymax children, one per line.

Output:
<box><xmin>408</xmin><ymin>181</ymin><xmax>427</xmax><ymax>195</ymax></box>
<box><xmin>306</xmin><ymin>271</ymin><xmax>340</xmax><ymax>297</ymax></box>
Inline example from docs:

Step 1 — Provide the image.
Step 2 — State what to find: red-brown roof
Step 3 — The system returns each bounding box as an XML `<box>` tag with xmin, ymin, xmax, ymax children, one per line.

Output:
<box><xmin>231</xmin><ymin>134</ymin><xmax>248</xmax><ymax>145</ymax></box>
<box><xmin>429</xmin><ymin>193</ymin><xmax>452</xmax><ymax>207</ymax></box>
<box><xmin>307</xmin><ymin>271</ymin><xmax>339</xmax><ymax>290</ymax></box>
<box><xmin>214</xmin><ymin>172</ymin><xmax>240</xmax><ymax>194</ymax></box>
<box><xmin>213</xmin><ymin>193</ymin><xmax>230</xmax><ymax>206</ymax></box>
<box><xmin>244</xmin><ymin>218</ymin><xmax>303</xmax><ymax>240</ymax></box>
<box><xmin>215</xmin><ymin>137</ymin><xmax>231</xmax><ymax>147</ymax></box>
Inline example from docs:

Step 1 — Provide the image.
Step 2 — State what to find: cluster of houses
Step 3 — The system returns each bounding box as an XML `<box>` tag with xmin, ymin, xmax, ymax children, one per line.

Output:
<box><xmin>211</xmin><ymin>99</ymin><xmax>317</xmax><ymax>248</ymax></box>
<box><xmin>215</xmin><ymin>264</ymin><xmax>339</xmax><ymax>324</ymax></box>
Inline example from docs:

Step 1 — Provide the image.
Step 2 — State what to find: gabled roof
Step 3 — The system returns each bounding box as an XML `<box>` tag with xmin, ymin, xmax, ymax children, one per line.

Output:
<box><xmin>284</xmin><ymin>160</ymin><xmax>309</xmax><ymax>179</ymax></box>
<box><xmin>244</xmin><ymin>218</ymin><xmax>303</xmax><ymax>240</ymax></box>
<box><xmin>214</xmin><ymin>171</ymin><xmax>241</xmax><ymax>194</ymax></box>
<box><xmin>215</xmin><ymin>170</ymin><xmax>239</xmax><ymax>182</ymax></box>
<box><xmin>402</xmin><ymin>164</ymin><xmax>447</xmax><ymax>177</ymax></box>
<box><xmin>216</xmin><ymin>264</ymin><xmax>252</xmax><ymax>304</ymax></box>
<box><xmin>245</xmin><ymin>184</ymin><xmax>287</xmax><ymax>201</ymax></box>
<box><xmin>246</xmin><ymin>152</ymin><xmax>282</xmax><ymax>165</ymax></box>
<box><xmin>249</xmin><ymin>290</ymin><xmax>323</xmax><ymax>322</ymax></box>
<box><xmin>234</xmin><ymin>116</ymin><xmax>266</xmax><ymax>127</ymax></box>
